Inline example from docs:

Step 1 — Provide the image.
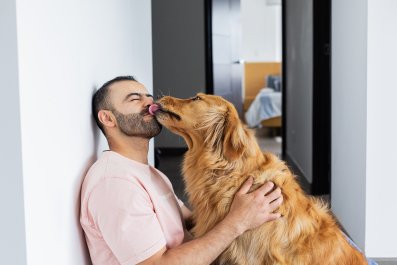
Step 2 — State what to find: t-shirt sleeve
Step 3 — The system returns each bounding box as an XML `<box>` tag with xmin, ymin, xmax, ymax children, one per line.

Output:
<box><xmin>175</xmin><ymin>195</ymin><xmax>184</xmax><ymax>208</ymax></box>
<box><xmin>88</xmin><ymin>178</ymin><xmax>166</xmax><ymax>264</ymax></box>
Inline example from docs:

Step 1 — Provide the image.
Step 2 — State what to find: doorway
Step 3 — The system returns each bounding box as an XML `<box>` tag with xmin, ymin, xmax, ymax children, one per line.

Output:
<box><xmin>206</xmin><ymin>0</ymin><xmax>283</xmax><ymax>156</ymax></box>
<box><xmin>206</xmin><ymin>0</ymin><xmax>332</xmax><ymax>196</ymax></box>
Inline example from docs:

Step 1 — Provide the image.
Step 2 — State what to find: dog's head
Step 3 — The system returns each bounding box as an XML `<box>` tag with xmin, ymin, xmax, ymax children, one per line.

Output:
<box><xmin>154</xmin><ymin>93</ymin><xmax>253</xmax><ymax>161</ymax></box>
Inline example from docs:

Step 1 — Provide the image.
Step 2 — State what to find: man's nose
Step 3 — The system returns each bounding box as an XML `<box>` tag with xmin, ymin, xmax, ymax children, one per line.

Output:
<box><xmin>144</xmin><ymin>95</ymin><xmax>154</xmax><ymax>106</ymax></box>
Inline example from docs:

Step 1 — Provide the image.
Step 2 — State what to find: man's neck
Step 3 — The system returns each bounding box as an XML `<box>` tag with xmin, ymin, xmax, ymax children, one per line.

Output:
<box><xmin>109</xmin><ymin>136</ymin><xmax>150</xmax><ymax>165</ymax></box>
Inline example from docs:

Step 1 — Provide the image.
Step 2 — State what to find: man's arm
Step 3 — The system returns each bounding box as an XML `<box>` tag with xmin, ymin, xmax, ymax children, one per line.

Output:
<box><xmin>138</xmin><ymin>177</ymin><xmax>283</xmax><ymax>265</ymax></box>
<box><xmin>180</xmin><ymin>204</ymin><xmax>193</xmax><ymax>222</ymax></box>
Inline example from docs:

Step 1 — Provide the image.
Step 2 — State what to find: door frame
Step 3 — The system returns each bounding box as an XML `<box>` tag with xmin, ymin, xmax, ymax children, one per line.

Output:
<box><xmin>206</xmin><ymin>0</ymin><xmax>331</xmax><ymax>195</ymax></box>
<box><xmin>312</xmin><ymin>0</ymin><xmax>331</xmax><ymax>195</ymax></box>
<box><xmin>204</xmin><ymin>0</ymin><xmax>214</xmax><ymax>94</ymax></box>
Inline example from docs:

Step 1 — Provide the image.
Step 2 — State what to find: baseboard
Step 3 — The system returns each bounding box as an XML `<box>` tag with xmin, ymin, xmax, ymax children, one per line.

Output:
<box><xmin>370</xmin><ymin>258</ymin><xmax>397</xmax><ymax>265</ymax></box>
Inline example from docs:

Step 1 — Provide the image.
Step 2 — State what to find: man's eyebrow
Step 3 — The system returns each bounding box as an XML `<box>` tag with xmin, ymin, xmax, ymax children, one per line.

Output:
<box><xmin>124</xmin><ymin>92</ymin><xmax>153</xmax><ymax>101</ymax></box>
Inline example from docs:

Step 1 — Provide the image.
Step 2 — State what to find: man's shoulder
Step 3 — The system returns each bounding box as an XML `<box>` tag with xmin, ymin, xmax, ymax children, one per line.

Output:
<box><xmin>81</xmin><ymin>152</ymin><xmax>143</xmax><ymax>200</ymax></box>
<box><xmin>83</xmin><ymin>152</ymin><xmax>112</xmax><ymax>185</ymax></box>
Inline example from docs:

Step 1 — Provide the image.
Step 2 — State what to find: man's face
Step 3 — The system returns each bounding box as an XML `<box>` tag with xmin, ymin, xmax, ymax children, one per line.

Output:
<box><xmin>108</xmin><ymin>80</ymin><xmax>161</xmax><ymax>139</ymax></box>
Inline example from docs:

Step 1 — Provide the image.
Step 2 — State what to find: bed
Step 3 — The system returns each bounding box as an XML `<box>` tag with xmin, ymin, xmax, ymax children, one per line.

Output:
<box><xmin>243</xmin><ymin>62</ymin><xmax>282</xmax><ymax>128</ymax></box>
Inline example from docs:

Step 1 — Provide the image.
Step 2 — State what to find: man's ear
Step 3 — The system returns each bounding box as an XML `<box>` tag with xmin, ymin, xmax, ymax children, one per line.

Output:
<box><xmin>222</xmin><ymin>108</ymin><xmax>248</xmax><ymax>161</ymax></box>
<box><xmin>98</xmin><ymin>110</ymin><xmax>116</xmax><ymax>129</ymax></box>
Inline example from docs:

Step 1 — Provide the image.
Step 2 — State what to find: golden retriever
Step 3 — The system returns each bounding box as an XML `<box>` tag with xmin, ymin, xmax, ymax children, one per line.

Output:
<box><xmin>153</xmin><ymin>93</ymin><xmax>367</xmax><ymax>265</ymax></box>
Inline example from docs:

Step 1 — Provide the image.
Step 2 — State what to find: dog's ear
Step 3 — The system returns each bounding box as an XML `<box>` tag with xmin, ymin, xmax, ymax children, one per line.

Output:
<box><xmin>223</xmin><ymin>107</ymin><xmax>248</xmax><ymax>161</ymax></box>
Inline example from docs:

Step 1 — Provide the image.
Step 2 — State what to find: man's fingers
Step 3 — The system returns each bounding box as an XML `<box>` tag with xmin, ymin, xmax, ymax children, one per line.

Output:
<box><xmin>238</xmin><ymin>176</ymin><xmax>254</xmax><ymax>195</ymax></box>
<box><xmin>266</xmin><ymin>187</ymin><xmax>282</xmax><ymax>203</ymax></box>
<box><xmin>269</xmin><ymin>196</ymin><xmax>283</xmax><ymax>212</ymax></box>
<box><xmin>256</xmin><ymin>181</ymin><xmax>275</xmax><ymax>195</ymax></box>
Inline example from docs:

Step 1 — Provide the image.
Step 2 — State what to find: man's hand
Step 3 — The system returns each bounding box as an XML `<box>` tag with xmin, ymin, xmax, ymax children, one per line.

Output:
<box><xmin>138</xmin><ymin>177</ymin><xmax>283</xmax><ymax>265</ymax></box>
<box><xmin>226</xmin><ymin>177</ymin><xmax>283</xmax><ymax>235</ymax></box>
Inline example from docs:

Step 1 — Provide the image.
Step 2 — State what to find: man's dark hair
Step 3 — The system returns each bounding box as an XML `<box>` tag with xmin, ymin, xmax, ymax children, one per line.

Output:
<box><xmin>92</xmin><ymin>75</ymin><xmax>137</xmax><ymax>135</ymax></box>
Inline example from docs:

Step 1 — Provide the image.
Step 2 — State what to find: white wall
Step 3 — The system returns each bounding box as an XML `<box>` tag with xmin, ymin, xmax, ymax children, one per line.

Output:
<box><xmin>332</xmin><ymin>0</ymin><xmax>397</xmax><ymax>258</ymax></box>
<box><xmin>241</xmin><ymin>0</ymin><xmax>281</xmax><ymax>62</ymax></box>
<box><xmin>366</xmin><ymin>0</ymin><xmax>397</xmax><ymax>257</ymax></box>
<box><xmin>0</xmin><ymin>0</ymin><xmax>27</xmax><ymax>264</ymax></box>
<box><xmin>10</xmin><ymin>1</ymin><xmax>153</xmax><ymax>264</ymax></box>
<box><xmin>332</xmin><ymin>0</ymin><xmax>367</xmax><ymax>249</ymax></box>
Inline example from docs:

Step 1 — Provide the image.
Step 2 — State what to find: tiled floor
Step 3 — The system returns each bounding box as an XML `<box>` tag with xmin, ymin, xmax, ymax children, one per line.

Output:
<box><xmin>375</xmin><ymin>261</ymin><xmax>397</xmax><ymax>265</ymax></box>
<box><xmin>254</xmin><ymin>133</ymin><xmax>282</xmax><ymax>157</ymax></box>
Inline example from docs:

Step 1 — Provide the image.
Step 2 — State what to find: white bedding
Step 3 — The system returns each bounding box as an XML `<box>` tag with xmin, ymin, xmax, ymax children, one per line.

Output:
<box><xmin>244</xmin><ymin>88</ymin><xmax>282</xmax><ymax>128</ymax></box>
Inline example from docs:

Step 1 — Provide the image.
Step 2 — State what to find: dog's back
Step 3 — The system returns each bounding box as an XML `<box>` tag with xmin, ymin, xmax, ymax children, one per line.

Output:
<box><xmin>186</xmin><ymin>152</ymin><xmax>367</xmax><ymax>265</ymax></box>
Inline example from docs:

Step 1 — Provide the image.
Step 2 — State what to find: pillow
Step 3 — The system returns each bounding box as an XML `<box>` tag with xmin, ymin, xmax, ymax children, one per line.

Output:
<box><xmin>266</xmin><ymin>75</ymin><xmax>282</xmax><ymax>92</ymax></box>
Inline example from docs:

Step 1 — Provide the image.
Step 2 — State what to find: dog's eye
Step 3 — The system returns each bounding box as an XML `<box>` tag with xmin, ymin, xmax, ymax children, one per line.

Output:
<box><xmin>192</xmin><ymin>96</ymin><xmax>201</xmax><ymax>101</ymax></box>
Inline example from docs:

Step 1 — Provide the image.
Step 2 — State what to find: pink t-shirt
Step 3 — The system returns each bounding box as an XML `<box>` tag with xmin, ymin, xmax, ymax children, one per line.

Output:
<box><xmin>80</xmin><ymin>151</ymin><xmax>185</xmax><ymax>265</ymax></box>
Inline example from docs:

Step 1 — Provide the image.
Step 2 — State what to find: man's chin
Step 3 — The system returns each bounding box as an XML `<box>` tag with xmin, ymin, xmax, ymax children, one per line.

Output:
<box><xmin>144</xmin><ymin>123</ymin><xmax>162</xmax><ymax>139</ymax></box>
<box><xmin>122</xmin><ymin>129</ymin><xmax>162</xmax><ymax>139</ymax></box>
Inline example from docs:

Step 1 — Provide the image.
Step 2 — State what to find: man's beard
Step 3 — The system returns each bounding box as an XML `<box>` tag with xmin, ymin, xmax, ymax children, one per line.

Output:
<box><xmin>112</xmin><ymin>108</ymin><xmax>162</xmax><ymax>139</ymax></box>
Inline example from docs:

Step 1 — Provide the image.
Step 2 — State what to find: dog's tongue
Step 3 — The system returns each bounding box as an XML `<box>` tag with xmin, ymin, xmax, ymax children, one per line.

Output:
<box><xmin>148</xmin><ymin>104</ymin><xmax>160</xmax><ymax>115</ymax></box>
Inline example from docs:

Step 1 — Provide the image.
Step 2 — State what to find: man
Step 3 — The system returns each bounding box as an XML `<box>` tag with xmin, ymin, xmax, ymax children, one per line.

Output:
<box><xmin>80</xmin><ymin>76</ymin><xmax>283</xmax><ymax>265</ymax></box>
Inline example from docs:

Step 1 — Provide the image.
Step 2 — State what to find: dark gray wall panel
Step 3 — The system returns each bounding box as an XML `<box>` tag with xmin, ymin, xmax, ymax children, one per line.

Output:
<box><xmin>152</xmin><ymin>0</ymin><xmax>206</xmax><ymax>148</ymax></box>
<box><xmin>285</xmin><ymin>0</ymin><xmax>313</xmax><ymax>183</ymax></box>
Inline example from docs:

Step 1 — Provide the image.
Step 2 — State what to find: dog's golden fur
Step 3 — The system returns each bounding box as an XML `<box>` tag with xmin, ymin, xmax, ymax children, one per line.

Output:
<box><xmin>155</xmin><ymin>93</ymin><xmax>367</xmax><ymax>265</ymax></box>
